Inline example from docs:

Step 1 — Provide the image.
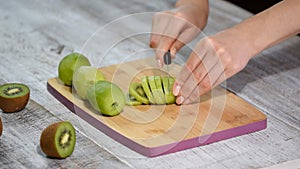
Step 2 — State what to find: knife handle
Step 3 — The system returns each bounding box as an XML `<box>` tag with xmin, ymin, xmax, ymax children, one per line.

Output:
<box><xmin>163</xmin><ymin>50</ymin><xmax>172</xmax><ymax>65</ymax></box>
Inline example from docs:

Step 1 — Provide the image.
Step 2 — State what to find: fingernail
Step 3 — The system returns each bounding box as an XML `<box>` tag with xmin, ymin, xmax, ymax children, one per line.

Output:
<box><xmin>170</xmin><ymin>48</ymin><xmax>176</xmax><ymax>57</ymax></box>
<box><xmin>156</xmin><ymin>59</ymin><xmax>163</xmax><ymax>68</ymax></box>
<box><xmin>176</xmin><ymin>96</ymin><xmax>184</xmax><ymax>104</ymax></box>
<box><xmin>173</xmin><ymin>83</ymin><xmax>181</xmax><ymax>96</ymax></box>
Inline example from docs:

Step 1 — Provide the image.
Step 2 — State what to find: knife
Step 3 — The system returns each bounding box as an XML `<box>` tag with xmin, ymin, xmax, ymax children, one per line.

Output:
<box><xmin>163</xmin><ymin>50</ymin><xmax>172</xmax><ymax>90</ymax></box>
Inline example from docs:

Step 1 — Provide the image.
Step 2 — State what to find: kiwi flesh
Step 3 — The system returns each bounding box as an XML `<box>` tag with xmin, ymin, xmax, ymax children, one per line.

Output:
<box><xmin>40</xmin><ymin>121</ymin><xmax>76</xmax><ymax>159</ymax></box>
<box><xmin>154</xmin><ymin>76</ymin><xmax>166</xmax><ymax>104</ymax></box>
<box><xmin>0</xmin><ymin>117</ymin><xmax>2</xmax><ymax>137</ymax></box>
<box><xmin>141</xmin><ymin>77</ymin><xmax>155</xmax><ymax>104</ymax></box>
<box><xmin>128</xmin><ymin>76</ymin><xmax>176</xmax><ymax>105</ymax></box>
<box><xmin>125</xmin><ymin>93</ymin><xmax>143</xmax><ymax>106</ymax></box>
<box><xmin>129</xmin><ymin>82</ymin><xmax>149</xmax><ymax>104</ymax></box>
<box><xmin>162</xmin><ymin>76</ymin><xmax>176</xmax><ymax>104</ymax></box>
<box><xmin>0</xmin><ymin>83</ymin><xmax>30</xmax><ymax>113</ymax></box>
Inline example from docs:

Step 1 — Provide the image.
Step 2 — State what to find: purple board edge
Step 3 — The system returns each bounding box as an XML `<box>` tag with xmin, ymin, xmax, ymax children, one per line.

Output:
<box><xmin>47</xmin><ymin>81</ymin><xmax>267</xmax><ymax>157</ymax></box>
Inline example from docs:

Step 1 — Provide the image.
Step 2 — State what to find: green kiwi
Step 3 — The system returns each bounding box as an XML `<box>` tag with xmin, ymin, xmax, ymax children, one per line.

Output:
<box><xmin>162</xmin><ymin>76</ymin><xmax>176</xmax><ymax>104</ymax></box>
<box><xmin>141</xmin><ymin>77</ymin><xmax>155</xmax><ymax>104</ymax></box>
<box><xmin>58</xmin><ymin>52</ymin><xmax>91</xmax><ymax>86</ymax></box>
<box><xmin>154</xmin><ymin>76</ymin><xmax>166</xmax><ymax>104</ymax></box>
<box><xmin>0</xmin><ymin>83</ymin><xmax>30</xmax><ymax>113</ymax></box>
<box><xmin>128</xmin><ymin>76</ymin><xmax>176</xmax><ymax>105</ymax></box>
<box><xmin>125</xmin><ymin>93</ymin><xmax>143</xmax><ymax>106</ymax></box>
<box><xmin>129</xmin><ymin>82</ymin><xmax>149</xmax><ymax>104</ymax></box>
<box><xmin>40</xmin><ymin>121</ymin><xmax>76</xmax><ymax>159</ymax></box>
<box><xmin>147</xmin><ymin>76</ymin><xmax>158</xmax><ymax>104</ymax></box>
<box><xmin>0</xmin><ymin>117</ymin><xmax>2</xmax><ymax>137</ymax></box>
<box><xmin>86</xmin><ymin>81</ymin><xmax>125</xmax><ymax>116</ymax></box>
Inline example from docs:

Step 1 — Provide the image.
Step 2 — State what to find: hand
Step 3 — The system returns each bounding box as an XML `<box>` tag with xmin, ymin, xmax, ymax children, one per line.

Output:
<box><xmin>173</xmin><ymin>30</ymin><xmax>255</xmax><ymax>104</ymax></box>
<box><xmin>150</xmin><ymin>1</ymin><xmax>208</xmax><ymax>67</ymax></box>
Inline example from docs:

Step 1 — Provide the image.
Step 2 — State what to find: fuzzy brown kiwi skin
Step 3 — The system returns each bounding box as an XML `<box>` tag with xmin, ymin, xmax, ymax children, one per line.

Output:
<box><xmin>0</xmin><ymin>117</ymin><xmax>2</xmax><ymax>137</ymax></box>
<box><xmin>40</xmin><ymin>121</ymin><xmax>74</xmax><ymax>159</ymax></box>
<box><xmin>0</xmin><ymin>84</ymin><xmax>30</xmax><ymax>113</ymax></box>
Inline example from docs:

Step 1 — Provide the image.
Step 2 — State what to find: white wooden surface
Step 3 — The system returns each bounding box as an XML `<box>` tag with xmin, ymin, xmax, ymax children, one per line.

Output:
<box><xmin>0</xmin><ymin>0</ymin><xmax>300</xmax><ymax>168</ymax></box>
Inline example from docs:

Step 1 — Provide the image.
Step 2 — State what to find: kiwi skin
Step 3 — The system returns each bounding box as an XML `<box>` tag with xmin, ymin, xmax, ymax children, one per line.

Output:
<box><xmin>40</xmin><ymin>121</ymin><xmax>76</xmax><ymax>159</ymax></box>
<box><xmin>0</xmin><ymin>83</ymin><xmax>30</xmax><ymax>113</ymax></box>
<box><xmin>0</xmin><ymin>117</ymin><xmax>2</xmax><ymax>137</ymax></box>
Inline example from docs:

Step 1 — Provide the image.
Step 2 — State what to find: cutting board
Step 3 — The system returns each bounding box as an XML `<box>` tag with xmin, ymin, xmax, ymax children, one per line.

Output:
<box><xmin>47</xmin><ymin>57</ymin><xmax>267</xmax><ymax>157</ymax></box>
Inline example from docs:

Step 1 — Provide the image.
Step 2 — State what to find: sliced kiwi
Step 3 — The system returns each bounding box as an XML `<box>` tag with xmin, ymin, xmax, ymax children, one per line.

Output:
<box><xmin>125</xmin><ymin>93</ymin><xmax>143</xmax><ymax>106</ymax></box>
<box><xmin>162</xmin><ymin>76</ymin><xmax>176</xmax><ymax>104</ymax></box>
<box><xmin>147</xmin><ymin>76</ymin><xmax>159</xmax><ymax>104</ymax></box>
<box><xmin>40</xmin><ymin>121</ymin><xmax>76</xmax><ymax>159</ymax></box>
<box><xmin>128</xmin><ymin>76</ymin><xmax>176</xmax><ymax>105</ymax></box>
<box><xmin>0</xmin><ymin>83</ymin><xmax>30</xmax><ymax>113</ymax></box>
<box><xmin>141</xmin><ymin>77</ymin><xmax>155</xmax><ymax>104</ymax></box>
<box><xmin>154</xmin><ymin>76</ymin><xmax>166</xmax><ymax>104</ymax></box>
<box><xmin>129</xmin><ymin>82</ymin><xmax>149</xmax><ymax>104</ymax></box>
<box><xmin>0</xmin><ymin>117</ymin><xmax>2</xmax><ymax>137</ymax></box>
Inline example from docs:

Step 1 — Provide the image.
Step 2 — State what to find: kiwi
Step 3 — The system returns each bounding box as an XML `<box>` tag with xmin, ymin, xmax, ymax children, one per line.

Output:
<box><xmin>129</xmin><ymin>82</ymin><xmax>149</xmax><ymax>104</ymax></box>
<box><xmin>58</xmin><ymin>52</ymin><xmax>91</xmax><ymax>86</ymax></box>
<box><xmin>125</xmin><ymin>93</ymin><xmax>143</xmax><ymax>106</ymax></box>
<box><xmin>0</xmin><ymin>83</ymin><xmax>30</xmax><ymax>113</ymax></box>
<box><xmin>154</xmin><ymin>76</ymin><xmax>166</xmax><ymax>104</ymax></box>
<box><xmin>40</xmin><ymin>121</ymin><xmax>76</xmax><ymax>159</ymax></box>
<box><xmin>73</xmin><ymin>66</ymin><xmax>105</xmax><ymax>99</ymax></box>
<box><xmin>0</xmin><ymin>117</ymin><xmax>2</xmax><ymax>137</ymax></box>
<box><xmin>162</xmin><ymin>76</ymin><xmax>176</xmax><ymax>104</ymax></box>
<box><xmin>141</xmin><ymin>77</ymin><xmax>155</xmax><ymax>104</ymax></box>
<box><xmin>128</xmin><ymin>76</ymin><xmax>176</xmax><ymax>105</ymax></box>
<box><xmin>86</xmin><ymin>81</ymin><xmax>125</xmax><ymax>116</ymax></box>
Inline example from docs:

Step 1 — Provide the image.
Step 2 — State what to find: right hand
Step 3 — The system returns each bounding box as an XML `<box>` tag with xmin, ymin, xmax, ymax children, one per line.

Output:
<box><xmin>150</xmin><ymin>2</ymin><xmax>208</xmax><ymax>67</ymax></box>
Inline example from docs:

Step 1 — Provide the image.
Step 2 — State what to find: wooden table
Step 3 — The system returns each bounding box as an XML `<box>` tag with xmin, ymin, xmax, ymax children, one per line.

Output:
<box><xmin>0</xmin><ymin>0</ymin><xmax>299</xmax><ymax>168</ymax></box>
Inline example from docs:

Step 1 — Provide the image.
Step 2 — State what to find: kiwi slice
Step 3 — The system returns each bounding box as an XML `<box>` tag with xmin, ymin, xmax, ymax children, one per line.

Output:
<box><xmin>40</xmin><ymin>121</ymin><xmax>76</xmax><ymax>159</ymax></box>
<box><xmin>154</xmin><ymin>76</ymin><xmax>166</xmax><ymax>104</ymax></box>
<box><xmin>162</xmin><ymin>76</ymin><xmax>176</xmax><ymax>104</ymax></box>
<box><xmin>129</xmin><ymin>82</ymin><xmax>149</xmax><ymax>104</ymax></box>
<box><xmin>0</xmin><ymin>83</ymin><xmax>30</xmax><ymax>113</ymax></box>
<box><xmin>141</xmin><ymin>77</ymin><xmax>155</xmax><ymax>104</ymax></box>
<box><xmin>0</xmin><ymin>117</ymin><xmax>2</xmax><ymax>137</ymax></box>
<box><xmin>125</xmin><ymin>93</ymin><xmax>143</xmax><ymax>106</ymax></box>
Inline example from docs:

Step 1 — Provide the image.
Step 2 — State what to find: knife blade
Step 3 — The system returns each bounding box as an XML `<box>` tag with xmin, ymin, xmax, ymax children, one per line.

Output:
<box><xmin>163</xmin><ymin>50</ymin><xmax>172</xmax><ymax>91</ymax></box>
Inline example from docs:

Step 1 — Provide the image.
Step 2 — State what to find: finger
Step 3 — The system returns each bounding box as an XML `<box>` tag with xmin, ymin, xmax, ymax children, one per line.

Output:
<box><xmin>178</xmin><ymin>57</ymin><xmax>226</xmax><ymax>104</ymax></box>
<box><xmin>173</xmin><ymin>39</ymin><xmax>208</xmax><ymax>96</ymax></box>
<box><xmin>178</xmin><ymin>49</ymin><xmax>218</xmax><ymax>101</ymax></box>
<box><xmin>150</xmin><ymin>11</ymin><xmax>173</xmax><ymax>49</ymax></box>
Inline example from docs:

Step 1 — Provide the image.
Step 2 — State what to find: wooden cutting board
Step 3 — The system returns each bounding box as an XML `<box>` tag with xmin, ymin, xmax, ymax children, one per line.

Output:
<box><xmin>47</xmin><ymin>58</ymin><xmax>267</xmax><ymax>157</ymax></box>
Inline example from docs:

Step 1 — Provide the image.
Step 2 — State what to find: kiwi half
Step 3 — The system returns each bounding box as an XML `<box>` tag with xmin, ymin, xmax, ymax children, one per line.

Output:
<box><xmin>40</xmin><ymin>121</ymin><xmax>76</xmax><ymax>159</ymax></box>
<box><xmin>0</xmin><ymin>83</ymin><xmax>30</xmax><ymax>113</ymax></box>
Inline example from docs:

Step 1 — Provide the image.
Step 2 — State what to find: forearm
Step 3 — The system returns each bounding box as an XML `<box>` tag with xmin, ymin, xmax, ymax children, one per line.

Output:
<box><xmin>175</xmin><ymin>0</ymin><xmax>209</xmax><ymax>29</ymax></box>
<box><xmin>227</xmin><ymin>0</ymin><xmax>300</xmax><ymax>59</ymax></box>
